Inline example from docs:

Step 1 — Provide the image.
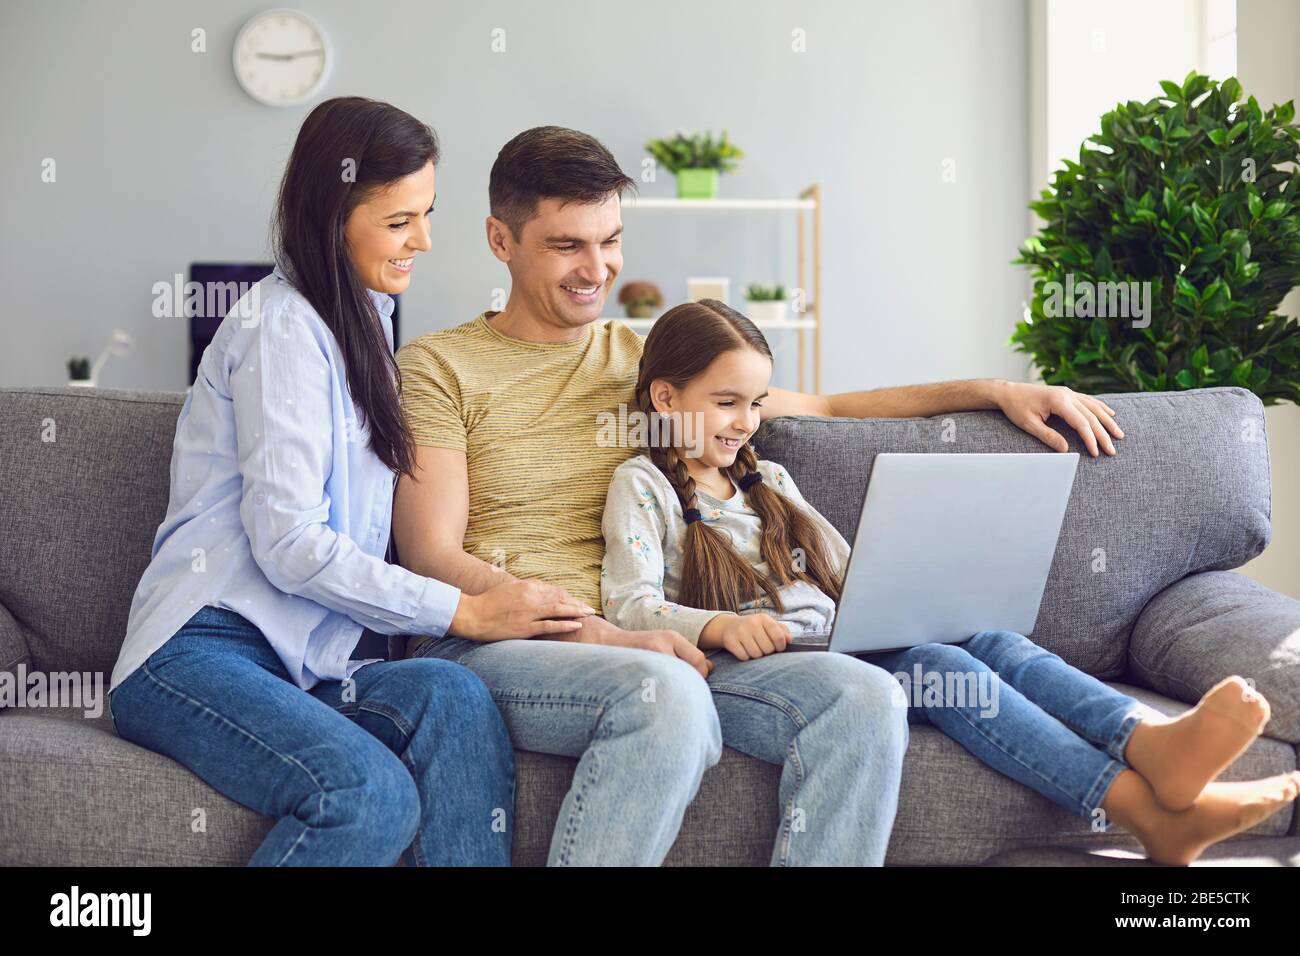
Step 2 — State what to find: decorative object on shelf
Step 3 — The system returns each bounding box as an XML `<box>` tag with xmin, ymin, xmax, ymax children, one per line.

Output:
<box><xmin>644</xmin><ymin>130</ymin><xmax>744</xmax><ymax>199</ymax></box>
<box><xmin>67</xmin><ymin>357</ymin><xmax>92</xmax><ymax>387</ymax></box>
<box><xmin>744</xmin><ymin>283</ymin><xmax>789</xmax><ymax>325</ymax></box>
<box><xmin>1014</xmin><ymin>71</ymin><xmax>1300</xmax><ymax>406</ymax></box>
<box><xmin>67</xmin><ymin>330</ymin><xmax>134</xmax><ymax>388</ymax></box>
<box><xmin>616</xmin><ymin>184</ymin><xmax>822</xmax><ymax>391</ymax></box>
<box><xmin>233</xmin><ymin>8</ymin><xmax>333</xmax><ymax>107</ymax></box>
<box><xmin>687</xmin><ymin>276</ymin><xmax>731</xmax><ymax>305</ymax></box>
<box><xmin>617</xmin><ymin>280</ymin><xmax>663</xmax><ymax>319</ymax></box>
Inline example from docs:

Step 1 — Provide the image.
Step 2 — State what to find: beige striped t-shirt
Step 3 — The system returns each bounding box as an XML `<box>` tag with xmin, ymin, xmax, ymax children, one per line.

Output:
<box><xmin>395</xmin><ymin>312</ymin><xmax>645</xmax><ymax>611</ymax></box>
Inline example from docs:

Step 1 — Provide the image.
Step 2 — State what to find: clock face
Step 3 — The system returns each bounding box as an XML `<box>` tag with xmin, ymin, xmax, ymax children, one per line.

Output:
<box><xmin>233</xmin><ymin>9</ymin><xmax>331</xmax><ymax>107</ymax></box>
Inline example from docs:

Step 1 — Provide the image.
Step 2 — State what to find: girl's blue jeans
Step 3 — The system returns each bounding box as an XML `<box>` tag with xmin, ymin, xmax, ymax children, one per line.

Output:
<box><xmin>108</xmin><ymin>605</ymin><xmax>515</xmax><ymax>866</ymax></box>
<box><xmin>859</xmin><ymin>629</ymin><xmax>1147</xmax><ymax>827</ymax></box>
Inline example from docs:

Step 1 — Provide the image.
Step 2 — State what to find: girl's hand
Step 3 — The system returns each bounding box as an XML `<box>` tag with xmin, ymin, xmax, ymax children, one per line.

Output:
<box><xmin>706</xmin><ymin>613</ymin><xmax>790</xmax><ymax>660</ymax></box>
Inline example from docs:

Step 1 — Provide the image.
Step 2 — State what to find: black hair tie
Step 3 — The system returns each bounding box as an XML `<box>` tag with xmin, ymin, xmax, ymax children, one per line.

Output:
<box><xmin>739</xmin><ymin>472</ymin><xmax>764</xmax><ymax>492</ymax></box>
<box><xmin>683</xmin><ymin>507</ymin><xmax>703</xmax><ymax>524</ymax></box>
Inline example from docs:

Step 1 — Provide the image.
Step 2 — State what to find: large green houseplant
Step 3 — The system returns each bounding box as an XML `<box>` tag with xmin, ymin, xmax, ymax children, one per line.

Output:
<box><xmin>1012</xmin><ymin>72</ymin><xmax>1300</xmax><ymax>405</ymax></box>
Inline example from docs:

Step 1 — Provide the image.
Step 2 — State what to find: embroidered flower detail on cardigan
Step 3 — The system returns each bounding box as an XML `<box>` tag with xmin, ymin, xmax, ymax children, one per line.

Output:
<box><xmin>627</xmin><ymin>533</ymin><xmax>652</xmax><ymax>561</ymax></box>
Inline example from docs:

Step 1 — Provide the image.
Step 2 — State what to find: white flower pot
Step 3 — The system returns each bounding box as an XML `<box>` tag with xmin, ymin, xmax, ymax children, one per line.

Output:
<box><xmin>745</xmin><ymin>300</ymin><xmax>788</xmax><ymax>325</ymax></box>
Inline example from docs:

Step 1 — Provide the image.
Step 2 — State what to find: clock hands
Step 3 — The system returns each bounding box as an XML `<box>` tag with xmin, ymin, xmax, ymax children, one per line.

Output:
<box><xmin>254</xmin><ymin>49</ymin><xmax>325</xmax><ymax>61</ymax></box>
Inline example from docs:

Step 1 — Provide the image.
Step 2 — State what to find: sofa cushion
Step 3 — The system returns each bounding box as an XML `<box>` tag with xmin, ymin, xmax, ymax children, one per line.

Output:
<box><xmin>3</xmin><ymin>683</ymin><xmax>1291</xmax><ymax>866</ymax></box>
<box><xmin>1129</xmin><ymin>570</ymin><xmax>1300</xmax><ymax>742</ymax></box>
<box><xmin>0</xmin><ymin>705</ymin><xmax>266</xmax><ymax>866</ymax></box>
<box><xmin>0</xmin><ymin>602</ymin><xmax>31</xmax><ymax>712</ymax></box>
<box><xmin>883</xmin><ymin>683</ymin><xmax>1295</xmax><ymax>865</ymax></box>
<box><xmin>752</xmin><ymin>387</ymin><xmax>1271</xmax><ymax>678</ymax></box>
<box><xmin>0</xmin><ymin>387</ymin><xmax>183</xmax><ymax>678</ymax></box>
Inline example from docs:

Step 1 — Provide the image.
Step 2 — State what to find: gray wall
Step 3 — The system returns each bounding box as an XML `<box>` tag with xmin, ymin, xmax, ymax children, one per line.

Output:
<box><xmin>0</xmin><ymin>0</ymin><xmax>1031</xmax><ymax>394</ymax></box>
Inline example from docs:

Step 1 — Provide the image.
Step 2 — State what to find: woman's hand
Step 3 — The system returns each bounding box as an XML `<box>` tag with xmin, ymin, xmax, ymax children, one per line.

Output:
<box><xmin>450</xmin><ymin>579</ymin><xmax>596</xmax><ymax>641</ymax></box>
<box><xmin>700</xmin><ymin>612</ymin><xmax>790</xmax><ymax>660</ymax></box>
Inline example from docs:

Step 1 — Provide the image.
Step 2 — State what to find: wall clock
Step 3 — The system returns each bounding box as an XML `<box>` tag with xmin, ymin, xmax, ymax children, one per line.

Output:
<box><xmin>232</xmin><ymin>9</ymin><xmax>332</xmax><ymax>107</ymax></box>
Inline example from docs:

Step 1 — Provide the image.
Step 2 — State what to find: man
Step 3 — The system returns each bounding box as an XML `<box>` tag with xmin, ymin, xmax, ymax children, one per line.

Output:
<box><xmin>392</xmin><ymin>126</ymin><xmax>1124</xmax><ymax>866</ymax></box>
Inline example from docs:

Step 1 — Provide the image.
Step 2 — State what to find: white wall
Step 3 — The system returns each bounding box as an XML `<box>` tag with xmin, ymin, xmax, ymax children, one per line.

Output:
<box><xmin>0</xmin><ymin>0</ymin><xmax>1031</xmax><ymax>398</ymax></box>
<box><xmin>1044</xmin><ymin>0</ymin><xmax>1204</xmax><ymax>185</ymax></box>
<box><xmin>1236</xmin><ymin>0</ymin><xmax>1300</xmax><ymax>598</ymax></box>
<box><xmin>1028</xmin><ymin>0</ymin><xmax>1297</xmax><ymax>598</ymax></box>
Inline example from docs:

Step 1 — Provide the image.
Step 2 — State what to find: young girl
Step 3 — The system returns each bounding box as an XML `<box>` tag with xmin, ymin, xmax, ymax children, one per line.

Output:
<box><xmin>601</xmin><ymin>298</ymin><xmax>1300</xmax><ymax>866</ymax></box>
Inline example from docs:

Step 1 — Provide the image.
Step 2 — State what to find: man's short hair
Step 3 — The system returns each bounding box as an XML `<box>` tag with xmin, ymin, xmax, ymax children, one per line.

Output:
<box><xmin>489</xmin><ymin>126</ymin><xmax>636</xmax><ymax>240</ymax></box>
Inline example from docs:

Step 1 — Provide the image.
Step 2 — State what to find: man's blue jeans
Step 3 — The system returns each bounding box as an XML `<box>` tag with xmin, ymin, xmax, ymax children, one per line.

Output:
<box><xmin>108</xmin><ymin>605</ymin><xmax>515</xmax><ymax>866</ymax></box>
<box><xmin>413</xmin><ymin>634</ymin><xmax>910</xmax><ymax>865</ymax></box>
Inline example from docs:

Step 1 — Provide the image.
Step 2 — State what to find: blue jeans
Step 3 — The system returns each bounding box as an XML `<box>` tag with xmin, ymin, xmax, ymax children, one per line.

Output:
<box><xmin>413</xmin><ymin>634</ymin><xmax>908</xmax><ymax>865</ymax></box>
<box><xmin>859</xmin><ymin>629</ymin><xmax>1145</xmax><ymax>826</ymax></box>
<box><xmin>108</xmin><ymin>605</ymin><xmax>515</xmax><ymax>866</ymax></box>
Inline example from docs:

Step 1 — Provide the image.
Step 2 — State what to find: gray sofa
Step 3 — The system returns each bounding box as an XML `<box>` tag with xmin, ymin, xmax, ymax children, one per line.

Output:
<box><xmin>2</xmin><ymin>384</ymin><xmax>1298</xmax><ymax>866</ymax></box>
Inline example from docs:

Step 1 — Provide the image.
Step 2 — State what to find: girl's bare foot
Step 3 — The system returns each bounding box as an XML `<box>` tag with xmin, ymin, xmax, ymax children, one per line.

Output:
<box><xmin>1101</xmin><ymin>768</ymin><xmax>1300</xmax><ymax>866</ymax></box>
<box><xmin>1123</xmin><ymin>676</ymin><xmax>1271</xmax><ymax>811</ymax></box>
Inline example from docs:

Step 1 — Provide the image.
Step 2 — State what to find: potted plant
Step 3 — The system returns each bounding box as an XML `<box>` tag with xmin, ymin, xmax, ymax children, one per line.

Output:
<box><xmin>744</xmin><ymin>283</ymin><xmax>788</xmax><ymax>324</ymax></box>
<box><xmin>1012</xmin><ymin>71</ymin><xmax>1300</xmax><ymax>405</ymax></box>
<box><xmin>65</xmin><ymin>330</ymin><xmax>135</xmax><ymax>388</ymax></box>
<box><xmin>645</xmin><ymin>130</ymin><xmax>744</xmax><ymax>199</ymax></box>
<box><xmin>67</xmin><ymin>357</ymin><xmax>92</xmax><ymax>387</ymax></box>
<box><xmin>618</xmin><ymin>280</ymin><xmax>663</xmax><ymax>319</ymax></box>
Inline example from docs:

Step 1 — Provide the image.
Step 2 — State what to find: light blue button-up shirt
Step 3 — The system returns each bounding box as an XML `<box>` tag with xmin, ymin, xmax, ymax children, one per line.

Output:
<box><xmin>110</xmin><ymin>266</ymin><xmax>461</xmax><ymax>694</ymax></box>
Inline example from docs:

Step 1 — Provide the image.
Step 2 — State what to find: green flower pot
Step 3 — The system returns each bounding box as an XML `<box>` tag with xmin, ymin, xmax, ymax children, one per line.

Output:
<box><xmin>676</xmin><ymin>168</ymin><xmax>719</xmax><ymax>199</ymax></box>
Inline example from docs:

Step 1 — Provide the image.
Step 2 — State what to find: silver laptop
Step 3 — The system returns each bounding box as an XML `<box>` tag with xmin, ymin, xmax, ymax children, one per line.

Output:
<box><xmin>787</xmin><ymin>452</ymin><xmax>1079</xmax><ymax>654</ymax></box>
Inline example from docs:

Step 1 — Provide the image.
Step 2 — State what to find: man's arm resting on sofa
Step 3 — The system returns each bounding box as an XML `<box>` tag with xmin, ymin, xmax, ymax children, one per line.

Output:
<box><xmin>763</xmin><ymin>378</ymin><xmax>1124</xmax><ymax>457</ymax></box>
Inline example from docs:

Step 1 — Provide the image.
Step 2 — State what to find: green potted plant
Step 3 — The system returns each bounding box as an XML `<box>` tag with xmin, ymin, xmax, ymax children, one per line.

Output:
<box><xmin>1012</xmin><ymin>72</ymin><xmax>1300</xmax><ymax>406</ymax></box>
<box><xmin>645</xmin><ymin>130</ymin><xmax>744</xmax><ymax>199</ymax></box>
<box><xmin>618</xmin><ymin>280</ymin><xmax>663</xmax><ymax>319</ymax></box>
<box><xmin>743</xmin><ymin>283</ymin><xmax>788</xmax><ymax>325</ymax></box>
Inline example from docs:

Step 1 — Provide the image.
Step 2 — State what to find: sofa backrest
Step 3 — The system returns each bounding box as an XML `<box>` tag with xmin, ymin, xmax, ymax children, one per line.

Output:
<box><xmin>0</xmin><ymin>384</ymin><xmax>1272</xmax><ymax>687</ymax></box>
<box><xmin>752</xmin><ymin>386</ymin><xmax>1272</xmax><ymax>677</ymax></box>
<box><xmin>0</xmin><ymin>387</ymin><xmax>184</xmax><ymax>684</ymax></box>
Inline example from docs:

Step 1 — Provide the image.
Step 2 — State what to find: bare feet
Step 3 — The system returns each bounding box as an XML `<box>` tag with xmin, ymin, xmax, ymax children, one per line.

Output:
<box><xmin>1102</xmin><ymin>768</ymin><xmax>1300</xmax><ymax>866</ymax></box>
<box><xmin>1123</xmin><ymin>676</ymin><xmax>1271</xmax><ymax>811</ymax></box>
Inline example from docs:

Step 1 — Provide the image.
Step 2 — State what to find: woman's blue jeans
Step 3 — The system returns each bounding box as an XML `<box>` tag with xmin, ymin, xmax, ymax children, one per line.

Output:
<box><xmin>860</xmin><ymin>629</ymin><xmax>1146</xmax><ymax>826</ymax></box>
<box><xmin>108</xmin><ymin>605</ymin><xmax>515</xmax><ymax>866</ymax></box>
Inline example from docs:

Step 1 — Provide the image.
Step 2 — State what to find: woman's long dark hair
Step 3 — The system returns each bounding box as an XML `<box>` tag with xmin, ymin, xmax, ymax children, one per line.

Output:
<box><xmin>633</xmin><ymin>300</ymin><xmax>844</xmax><ymax>613</ymax></box>
<box><xmin>272</xmin><ymin>96</ymin><xmax>438</xmax><ymax>477</ymax></box>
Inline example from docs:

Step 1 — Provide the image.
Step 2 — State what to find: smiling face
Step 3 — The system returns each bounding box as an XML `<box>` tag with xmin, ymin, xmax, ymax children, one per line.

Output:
<box><xmin>486</xmin><ymin>192</ymin><xmax>622</xmax><ymax>335</ymax></box>
<box><xmin>343</xmin><ymin>160</ymin><xmax>436</xmax><ymax>294</ymax></box>
<box><xmin>649</xmin><ymin>346</ymin><xmax>773</xmax><ymax>474</ymax></box>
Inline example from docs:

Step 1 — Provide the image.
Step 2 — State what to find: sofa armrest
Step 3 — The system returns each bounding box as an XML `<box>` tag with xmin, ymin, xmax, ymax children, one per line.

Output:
<box><xmin>0</xmin><ymin>600</ymin><xmax>32</xmax><ymax>713</ymax></box>
<box><xmin>1129</xmin><ymin>571</ymin><xmax>1300</xmax><ymax>742</ymax></box>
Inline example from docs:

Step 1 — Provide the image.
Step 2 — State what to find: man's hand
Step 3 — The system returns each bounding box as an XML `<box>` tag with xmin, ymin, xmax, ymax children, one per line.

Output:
<box><xmin>992</xmin><ymin>381</ymin><xmax>1125</xmax><ymax>457</ymax></box>
<box><xmin>565</xmin><ymin>613</ymin><xmax>713</xmax><ymax>680</ymax></box>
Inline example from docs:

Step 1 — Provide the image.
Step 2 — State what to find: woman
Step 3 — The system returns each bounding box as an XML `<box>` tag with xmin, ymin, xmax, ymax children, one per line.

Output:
<box><xmin>108</xmin><ymin>97</ymin><xmax>595</xmax><ymax>866</ymax></box>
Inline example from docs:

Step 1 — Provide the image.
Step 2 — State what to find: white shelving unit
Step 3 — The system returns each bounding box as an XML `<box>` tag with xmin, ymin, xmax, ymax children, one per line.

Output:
<box><xmin>606</xmin><ymin>185</ymin><xmax>824</xmax><ymax>392</ymax></box>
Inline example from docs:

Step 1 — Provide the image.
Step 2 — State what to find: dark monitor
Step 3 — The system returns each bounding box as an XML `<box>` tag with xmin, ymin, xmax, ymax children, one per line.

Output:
<box><xmin>186</xmin><ymin>262</ymin><xmax>402</xmax><ymax>384</ymax></box>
